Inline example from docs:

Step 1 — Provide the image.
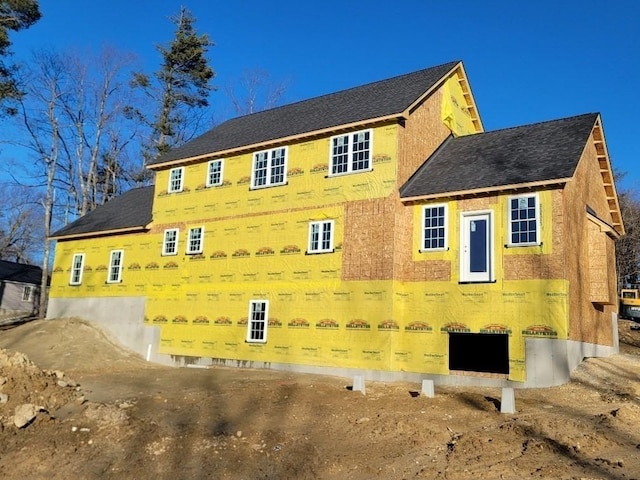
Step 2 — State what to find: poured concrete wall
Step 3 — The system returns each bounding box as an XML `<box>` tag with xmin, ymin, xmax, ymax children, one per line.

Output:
<box><xmin>46</xmin><ymin>296</ymin><xmax>170</xmax><ymax>365</ymax></box>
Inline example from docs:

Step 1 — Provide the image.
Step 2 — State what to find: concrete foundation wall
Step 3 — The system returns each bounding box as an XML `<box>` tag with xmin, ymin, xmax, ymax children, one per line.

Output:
<box><xmin>46</xmin><ymin>296</ymin><xmax>171</xmax><ymax>365</ymax></box>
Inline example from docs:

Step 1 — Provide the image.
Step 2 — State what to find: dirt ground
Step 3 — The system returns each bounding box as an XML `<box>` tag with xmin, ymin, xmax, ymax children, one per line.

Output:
<box><xmin>0</xmin><ymin>318</ymin><xmax>639</xmax><ymax>480</ymax></box>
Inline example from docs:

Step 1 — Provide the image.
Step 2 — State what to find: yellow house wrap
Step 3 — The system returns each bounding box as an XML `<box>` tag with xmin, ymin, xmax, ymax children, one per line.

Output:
<box><xmin>48</xmin><ymin>61</ymin><xmax>622</xmax><ymax>387</ymax></box>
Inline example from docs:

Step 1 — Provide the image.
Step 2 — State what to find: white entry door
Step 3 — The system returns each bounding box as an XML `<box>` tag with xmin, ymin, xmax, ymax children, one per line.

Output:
<box><xmin>460</xmin><ymin>211</ymin><xmax>493</xmax><ymax>283</ymax></box>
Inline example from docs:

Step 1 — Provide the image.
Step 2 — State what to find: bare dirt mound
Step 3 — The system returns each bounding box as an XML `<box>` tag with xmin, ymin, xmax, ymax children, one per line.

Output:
<box><xmin>0</xmin><ymin>317</ymin><xmax>638</xmax><ymax>480</ymax></box>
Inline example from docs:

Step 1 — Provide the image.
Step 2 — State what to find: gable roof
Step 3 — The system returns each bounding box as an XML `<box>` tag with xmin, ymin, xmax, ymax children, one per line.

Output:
<box><xmin>399</xmin><ymin>113</ymin><xmax>599</xmax><ymax>199</ymax></box>
<box><xmin>0</xmin><ymin>260</ymin><xmax>42</xmax><ymax>285</ymax></box>
<box><xmin>50</xmin><ymin>186</ymin><xmax>154</xmax><ymax>240</ymax></box>
<box><xmin>148</xmin><ymin>61</ymin><xmax>462</xmax><ymax>167</ymax></box>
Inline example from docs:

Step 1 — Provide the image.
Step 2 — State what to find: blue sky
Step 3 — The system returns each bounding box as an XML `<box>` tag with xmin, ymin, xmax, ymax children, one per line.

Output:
<box><xmin>9</xmin><ymin>0</ymin><xmax>640</xmax><ymax>190</ymax></box>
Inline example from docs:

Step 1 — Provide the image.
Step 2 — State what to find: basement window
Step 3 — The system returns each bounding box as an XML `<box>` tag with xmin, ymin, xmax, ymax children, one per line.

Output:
<box><xmin>449</xmin><ymin>333</ymin><xmax>509</xmax><ymax>375</ymax></box>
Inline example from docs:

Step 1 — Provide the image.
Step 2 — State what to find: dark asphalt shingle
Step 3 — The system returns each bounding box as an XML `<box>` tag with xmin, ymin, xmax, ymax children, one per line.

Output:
<box><xmin>149</xmin><ymin>61</ymin><xmax>460</xmax><ymax>165</ymax></box>
<box><xmin>50</xmin><ymin>186</ymin><xmax>154</xmax><ymax>238</ymax></box>
<box><xmin>400</xmin><ymin>113</ymin><xmax>598</xmax><ymax>198</ymax></box>
<box><xmin>0</xmin><ymin>260</ymin><xmax>42</xmax><ymax>284</ymax></box>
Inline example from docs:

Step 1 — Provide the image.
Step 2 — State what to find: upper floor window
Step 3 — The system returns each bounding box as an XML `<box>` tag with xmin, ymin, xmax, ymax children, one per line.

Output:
<box><xmin>168</xmin><ymin>167</ymin><xmax>184</xmax><ymax>193</ymax></box>
<box><xmin>252</xmin><ymin>147</ymin><xmax>287</xmax><ymax>188</ymax></box>
<box><xmin>246</xmin><ymin>299</ymin><xmax>268</xmax><ymax>343</ymax></box>
<box><xmin>69</xmin><ymin>253</ymin><xmax>85</xmax><ymax>285</ymax></box>
<box><xmin>330</xmin><ymin>129</ymin><xmax>372</xmax><ymax>175</ymax></box>
<box><xmin>107</xmin><ymin>250</ymin><xmax>124</xmax><ymax>283</ymax></box>
<box><xmin>187</xmin><ymin>226</ymin><xmax>204</xmax><ymax>254</ymax></box>
<box><xmin>206</xmin><ymin>159</ymin><xmax>224</xmax><ymax>187</ymax></box>
<box><xmin>421</xmin><ymin>204</ymin><xmax>448</xmax><ymax>251</ymax></box>
<box><xmin>308</xmin><ymin>220</ymin><xmax>334</xmax><ymax>254</ymax></box>
<box><xmin>162</xmin><ymin>228</ymin><xmax>179</xmax><ymax>256</ymax></box>
<box><xmin>508</xmin><ymin>194</ymin><xmax>540</xmax><ymax>246</ymax></box>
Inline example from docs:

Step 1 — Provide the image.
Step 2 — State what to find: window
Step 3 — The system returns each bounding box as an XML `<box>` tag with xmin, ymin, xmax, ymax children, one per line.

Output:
<box><xmin>460</xmin><ymin>211</ymin><xmax>494</xmax><ymax>283</ymax></box>
<box><xmin>187</xmin><ymin>226</ymin><xmax>204</xmax><ymax>254</ymax></box>
<box><xmin>330</xmin><ymin>129</ymin><xmax>372</xmax><ymax>175</ymax></box>
<box><xmin>162</xmin><ymin>228</ymin><xmax>179</xmax><ymax>256</ymax></box>
<box><xmin>308</xmin><ymin>220</ymin><xmax>334</xmax><ymax>253</ymax></box>
<box><xmin>206</xmin><ymin>159</ymin><xmax>224</xmax><ymax>187</ymax></box>
<box><xmin>107</xmin><ymin>250</ymin><xmax>124</xmax><ymax>283</ymax></box>
<box><xmin>508</xmin><ymin>194</ymin><xmax>540</xmax><ymax>246</ymax></box>
<box><xmin>168</xmin><ymin>167</ymin><xmax>184</xmax><ymax>193</ymax></box>
<box><xmin>247</xmin><ymin>300</ymin><xmax>268</xmax><ymax>343</ymax></box>
<box><xmin>69</xmin><ymin>253</ymin><xmax>85</xmax><ymax>285</ymax></box>
<box><xmin>251</xmin><ymin>147</ymin><xmax>287</xmax><ymax>188</ymax></box>
<box><xmin>22</xmin><ymin>285</ymin><xmax>34</xmax><ymax>302</ymax></box>
<box><xmin>421</xmin><ymin>204</ymin><xmax>448</xmax><ymax>251</ymax></box>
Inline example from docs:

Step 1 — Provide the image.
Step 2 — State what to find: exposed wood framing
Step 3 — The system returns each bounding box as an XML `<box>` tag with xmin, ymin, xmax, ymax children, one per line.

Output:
<box><xmin>591</xmin><ymin>115</ymin><xmax>624</xmax><ymax>235</ymax></box>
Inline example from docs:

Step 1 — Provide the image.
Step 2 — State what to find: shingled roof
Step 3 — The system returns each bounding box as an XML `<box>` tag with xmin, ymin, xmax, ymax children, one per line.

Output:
<box><xmin>0</xmin><ymin>260</ymin><xmax>42</xmax><ymax>285</ymax></box>
<box><xmin>149</xmin><ymin>61</ymin><xmax>460</xmax><ymax>166</ymax></box>
<box><xmin>50</xmin><ymin>186</ymin><xmax>154</xmax><ymax>239</ymax></box>
<box><xmin>400</xmin><ymin>113</ymin><xmax>599</xmax><ymax>199</ymax></box>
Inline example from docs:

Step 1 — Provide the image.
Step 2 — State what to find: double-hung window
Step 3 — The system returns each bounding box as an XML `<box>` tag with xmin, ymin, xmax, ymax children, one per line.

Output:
<box><xmin>206</xmin><ymin>159</ymin><xmax>223</xmax><ymax>187</ymax></box>
<box><xmin>246</xmin><ymin>299</ymin><xmax>268</xmax><ymax>343</ymax></box>
<box><xmin>69</xmin><ymin>253</ymin><xmax>85</xmax><ymax>285</ymax></box>
<box><xmin>162</xmin><ymin>228</ymin><xmax>179</xmax><ymax>255</ymax></box>
<box><xmin>168</xmin><ymin>167</ymin><xmax>184</xmax><ymax>193</ymax></box>
<box><xmin>107</xmin><ymin>250</ymin><xmax>124</xmax><ymax>283</ymax></box>
<box><xmin>421</xmin><ymin>204</ymin><xmax>448</xmax><ymax>251</ymax></box>
<box><xmin>330</xmin><ymin>129</ymin><xmax>372</xmax><ymax>175</ymax></box>
<box><xmin>22</xmin><ymin>285</ymin><xmax>34</xmax><ymax>302</ymax></box>
<box><xmin>251</xmin><ymin>147</ymin><xmax>287</xmax><ymax>188</ymax></box>
<box><xmin>187</xmin><ymin>226</ymin><xmax>204</xmax><ymax>254</ymax></box>
<box><xmin>308</xmin><ymin>220</ymin><xmax>334</xmax><ymax>254</ymax></box>
<box><xmin>508</xmin><ymin>194</ymin><xmax>540</xmax><ymax>246</ymax></box>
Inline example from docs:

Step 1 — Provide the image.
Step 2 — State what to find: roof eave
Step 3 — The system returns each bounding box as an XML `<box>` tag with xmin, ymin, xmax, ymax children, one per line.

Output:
<box><xmin>400</xmin><ymin>178</ymin><xmax>571</xmax><ymax>203</ymax></box>
<box><xmin>147</xmin><ymin>113</ymin><xmax>406</xmax><ymax>170</ymax></box>
<box><xmin>50</xmin><ymin>223</ymin><xmax>151</xmax><ymax>241</ymax></box>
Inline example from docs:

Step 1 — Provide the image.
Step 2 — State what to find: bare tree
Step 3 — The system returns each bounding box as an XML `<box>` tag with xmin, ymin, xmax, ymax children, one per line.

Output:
<box><xmin>6</xmin><ymin>46</ymin><xmax>140</xmax><ymax>315</ymax></box>
<box><xmin>225</xmin><ymin>68</ymin><xmax>289</xmax><ymax>116</ymax></box>
<box><xmin>616</xmin><ymin>186</ymin><xmax>640</xmax><ymax>289</ymax></box>
<box><xmin>0</xmin><ymin>184</ymin><xmax>42</xmax><ymax>263</ymax></box>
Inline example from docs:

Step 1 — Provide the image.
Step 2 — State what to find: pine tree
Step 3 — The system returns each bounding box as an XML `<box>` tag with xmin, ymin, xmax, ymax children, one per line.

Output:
<box><xmin>0</xmin><ymin>0</ymin><xmax>41</xmax><ymax>111</ymax></box>
<box><xmin>129</xmin><ymin>7</ymin><xmax>215</xmax><ymax>164</ymax></box>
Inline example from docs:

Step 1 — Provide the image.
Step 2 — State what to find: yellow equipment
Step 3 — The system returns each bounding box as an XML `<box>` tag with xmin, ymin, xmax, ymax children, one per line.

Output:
<box><xmin>620</xmin><ymin>288</ymin><xmax>640</xmax><ymax>329</ymax></box>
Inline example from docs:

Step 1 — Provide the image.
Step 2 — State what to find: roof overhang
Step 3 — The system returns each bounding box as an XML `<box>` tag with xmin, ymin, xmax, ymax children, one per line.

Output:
<box><xmin>49</xmin><ymin>224</ymin><xmax>151</xmax><ymax>241</ymax></box>
<box><xmin>587</xmin><ymin>206</ymin><xmax>621</xmax><ymax>240</ymax></box>
<box><xmin>400</xmin><ymin>178</ymin><xmax>570</xmax><ymax>203</ymax></box>
<box><xmin>589</xmin><ymin>115</ymin><xmax>625</xmax><ymax>236</ymax></box>
<box><xmin>146</xmin><ymin>115</ymin><xmax>405</xmax><ymax>170</ymax></box>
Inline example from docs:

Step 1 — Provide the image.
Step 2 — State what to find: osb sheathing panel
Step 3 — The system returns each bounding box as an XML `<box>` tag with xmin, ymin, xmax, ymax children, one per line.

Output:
<box><xmin>503</xmin><ymin>189</ymin><xmax>566</xmax><ymax>280</ymax></box>
<box><xmin>588</xmin><ymin>220</ymin><xmax>613</xmax><ymax>304</ymax></box>
<box><xmin>563</xmin><ymin>134</ymin><xmax>616</xmax><ymax>345</ymax></box>
<box><xmin>342</xmin><ymin>197</ymin><xmax>396</xmax><ymax>281</ymax></box>
<box><xmin>397</xmin><ymin>87</ymin><xmax>452</xmax><ymax>188</ymax></box>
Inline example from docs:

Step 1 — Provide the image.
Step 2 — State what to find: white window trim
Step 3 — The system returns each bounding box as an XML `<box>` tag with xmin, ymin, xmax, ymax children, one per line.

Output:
<box><xmin>162</xmin><ymin>228</ymin><xmax>179</xmax><ymax>256</ymax></box>
<box><xmin>168</xmin><ymin>167</ymin><xmax>185</xmax><ymax>193</ymax></box>
<box><xmin>186</xmin><ymin>226</ymin><xmax>204</xmax><ymax>254</ymax></box>
<box><xmin>107</xmin><ymin>249</ymin><xmax>124</xmax><ymax>284</ymax></box>
<box><xmin>206</xmin><ymin>159</ymin><xmax>224</xmax><ymax>187</ymax></box>
<box><xmin>246</xmin><ymin>299</ymin><xmax>268</xmax><ymax>343</ymax></box>
<box><xmin>307</xmin><ymin>220</ymin><xmax>335</xmax><ymax>254</ymax></box>
<box><xmin>22</xmin><ymin>285</ymin><xmax>34</xmax><ymax>302</ymax></box>
<box><xmin>250</xmin><ymin>147</ymin><xmax>288</xmax><ymax>189</ymax></box>
<box><xmin>328</xmin><ymin>128</ymin><xmax>373</xmax><ymax>177</ymax></box>
<box><xmin>507</xmin><ymin>193</ymin><xmax>541</xmax><ymax>247</ymax></box>
<box><xmin>69</xmin><ymin>253</ymin><xmax>85</xmax><ymax>286</ymax></box>
<box><xmin>420</xmin><ymin>203</ymin><xmax>448</xmax><ymax>252</ymax></box>
<box><xmin>459</xmin><ymin>210</ymin><xmax>494</xmax><ymax>283</ymax></box>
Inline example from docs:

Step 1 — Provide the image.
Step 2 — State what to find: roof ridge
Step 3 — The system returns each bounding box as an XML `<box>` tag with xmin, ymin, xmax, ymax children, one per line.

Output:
<box><xmin>214</xmin><ymin>60</ymin><xmax>461</xmax><ymax>128</ymax></box>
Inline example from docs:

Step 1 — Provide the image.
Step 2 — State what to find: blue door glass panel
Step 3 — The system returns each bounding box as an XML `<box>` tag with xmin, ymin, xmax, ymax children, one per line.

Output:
<box><xmin>469</xmin><ymin>219</ymin><xmax>487</xmax><ymax>273</ymax></box>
